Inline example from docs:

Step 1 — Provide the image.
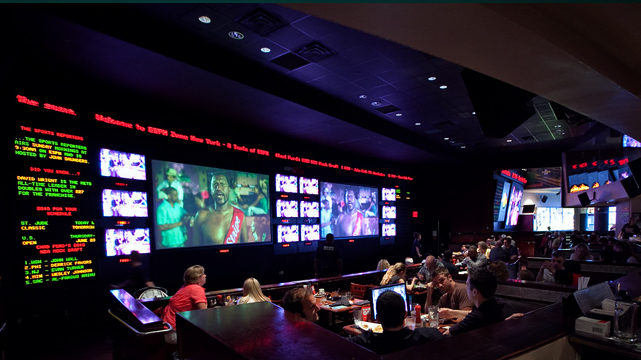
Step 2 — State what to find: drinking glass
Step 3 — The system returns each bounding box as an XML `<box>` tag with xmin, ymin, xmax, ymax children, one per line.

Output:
<box><xmin>405</xmin><ymin>317</ymin><xmax>416</xmax><ymax>330</ymax></box>
<box><xmin>353</xmin><ymin>308</ymin><xmax>362</xmax><ymax>327</ymax></box>
<box><xmin>614</xmin><ymin>301</ymin><xmax>638</xmax><ymax>342</ymax></box>
<box><xmin>428</xmin><ymin>306</ymin><xmax>439</xmax><ymax>328</ymax></box>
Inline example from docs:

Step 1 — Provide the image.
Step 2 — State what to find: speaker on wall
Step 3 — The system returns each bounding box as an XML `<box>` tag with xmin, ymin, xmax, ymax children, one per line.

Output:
<box><xmin>578</xmin><ymin>192</ymin><xmax>591</xmax><ymax>207</ymax></box>
<box><xmin>541</xmin><ymin>195</ymin><xmax>548</xmax><ymax>203</ymax></box>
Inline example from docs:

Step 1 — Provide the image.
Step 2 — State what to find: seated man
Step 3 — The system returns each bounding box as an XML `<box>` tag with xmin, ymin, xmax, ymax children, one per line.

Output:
<box><xmin>425</xmin><ymin>267</ymin><xmax>473</xmax><ymax>320</ymax></box>
<box><xmin>489</xmin><ymin>239</ymin><xmax>510</xmax><ymax>263</ymax></box>
<box><xmin>460</xmin><ymin>245</ymin><xmax>487</xmax><ymax>269</ymax></box>
<box><xmin>281</xmin><ymin>287</ymin><xmax>319</xmax><ymax>322</ymax></box>
<box><xmin>536</xmin><ymin>251</ymin><xmax>565</xmax><ymax>283</ymax></box>
<box><xmin>349</xmin><ymin>291</ymin><xmax>443</xmax><ymax>354</ymax></box>
<box><xmin>445</xmin><ymin>267</ymin><xmax>520</xmax><ymax>336</ymax></box>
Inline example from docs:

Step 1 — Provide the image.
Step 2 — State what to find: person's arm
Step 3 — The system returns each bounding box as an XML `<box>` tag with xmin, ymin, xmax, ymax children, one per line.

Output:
<box><xmin>424</xmin><ymin>281</ymin><xmax>434</xmax><ymax>309</ymax></box>
<box><xmin>439</xmin><ymin>308</ymin><xmax>472</xmax><ymax>320</ymax></box>
<box><xmin>536</xmin><ymin>262</ymin><xmax>550</xmax><ymax>282</ymax></box>
<box><xmin>415</xmin><ymin>245</ymin><xmax>422</xmax><ymax>258</ymax></box>
<box><xmin>195</xmin><ymin>302</ymin><xmax>207</xmax><ymax>310</ymax></box>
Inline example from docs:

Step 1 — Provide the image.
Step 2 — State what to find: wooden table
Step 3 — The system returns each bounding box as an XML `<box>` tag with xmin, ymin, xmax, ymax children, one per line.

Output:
<box><xmin>317</xmin><ymin>296</ymin><xmax>362</xmax><ymax>327</ymax></box>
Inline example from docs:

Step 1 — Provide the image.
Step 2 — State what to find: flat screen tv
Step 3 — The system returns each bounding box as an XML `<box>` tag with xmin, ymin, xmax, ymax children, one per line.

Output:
<box><xmin>301</xmin><ymin>224</ymin><xmax>320</xmax><ymax>241</ymax></box>
<box><xmin>102</xmin><ymin>189</ymin><xmax>148</xmax><ymax>217</ymax></box>
<box><xmin>277</xmin><ymin>224</ymin><xmax>299</xmax><ymax>243</ymax></box>
<box><xmin>99</xmin><ymin>148</ymin><xmax>146</xmax><ymax>180</ymax></box>
<box><xmin>506</xmin><ymin>184</ymin><xmax>524</xmax><ymax>227</ymax></box>
<box><xmin>623</xmin><ymin>134</ymin><xmax>641</xmax><ymax>148</ymax></box>
<box><xmin>105</xmin><ymin>228</ymin><xmax>151</xmax><ymax>256</ymax></box>
<box><xmin>299</xmin><ymin>177</ymin><xmax>319</xmax><ymax>195</ymax></box>
<box><xmin>319</xmin><ymin>181</ymin><xmax>379</xmax><ymax>238</ymax></box>
<box><xmin>382</xmin><ymin>205</ymin><xmax>396</xmax><ymax>219</ymax></box>
<box><xmin>300</xmin><ymin>200</ymin><xmax>320</xmax><ymax>218</ymax></box>
<box><xmin>151</xmin><ymin>160</ymin><xmax>271</xmax><ymax>249</ymax></box>
<box><xmin>381</xmin><ymin>187</ymin><xmax>396</xmax><ymax>201</ymax></box>
<box><xmin>276</xmin><ymin>199</ymin><xmax>299</xmax><ymax>218</ymax></box>
<box><xmin>382</xmin><ymin>223</ymin><xmax>396</xmax><ymax>237</ymax></box>
<box><xmin>497</xmin><ymin>181</ymin><xmax>511</xmax><ymax>222</ymax></box>
<box><xmin>275</xmin><ymin>174</ymin><xmax>298</xmax><ymax>193</ymax></box>
<box><xmin>369</xmin><ymin>283</ymin><xmax>408</xmax><ymax>321</ymax></box>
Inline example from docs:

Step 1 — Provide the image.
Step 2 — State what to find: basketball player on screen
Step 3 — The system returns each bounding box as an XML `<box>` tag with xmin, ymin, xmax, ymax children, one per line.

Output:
<box><xmin>335</xmin><ymin>188</ymin><xmax>368</xmax><ymax>237</ymax></box>
<box><xmin>193</xmin><ymin>172</ymin><xmax>247</xmax><ymax>245</ymax></box>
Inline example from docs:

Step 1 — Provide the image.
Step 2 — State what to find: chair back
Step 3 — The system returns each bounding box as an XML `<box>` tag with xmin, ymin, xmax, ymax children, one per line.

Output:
<box><xmin>350</xmin><ymin>283</ymin><xmax>368</xmax><ymax>299</ymax></box>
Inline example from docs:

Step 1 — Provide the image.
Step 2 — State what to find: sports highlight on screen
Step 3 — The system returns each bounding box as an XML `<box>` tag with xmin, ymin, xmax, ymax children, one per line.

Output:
<box><xmin>320</xmin><ymin>181</ymin><xmax>379</xmax><ymax>239</ymax></box>
<box><xmin>152</xmin><ymin>160</ymin><xmax>272</xmax><ymax>249</ymax></box>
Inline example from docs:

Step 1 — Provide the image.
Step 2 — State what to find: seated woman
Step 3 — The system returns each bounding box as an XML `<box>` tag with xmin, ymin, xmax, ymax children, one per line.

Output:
<box><xmin>238</xmin><ymin>277</ymin><xmax>271</xmax><ymax>304</ymax></box>
<box><xmin>380</xmin><ymin>263</ymin><xmax>410</xmax><ymax>291</ymax></box>
<box><xmin>162</xmin><ymin>265</ymin><xmax>208</xmax><ymax>344</ymax></box>
<box><xmin>376</xmin><ymin>259</ymin><xmax>390</xmax><ymax>271</ymax></box>
<box><xmin>488</xmin><ymin>261</ymin><xmax>509</xmax><ymax>282</ymax></box>
<box><xmin>569</xmin><ymin>242</ymin><xmax>594</xmax><ymax>261</ymax></box>
<box><xmin>613</xmin><ymin>241</ymin><xmax>639</xmax><ymax>263</ymax></box>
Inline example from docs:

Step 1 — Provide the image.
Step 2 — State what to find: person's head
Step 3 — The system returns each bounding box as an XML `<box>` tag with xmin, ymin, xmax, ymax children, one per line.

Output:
<box><xmin>376</xmin><ymin>259</ymin><xmax>390</xmax><ymax>271</ymax></box>
<box><xmin>184</xmin><ymin>265</ymin><xmax>206</xmax><ymax>286</ymax></box>
<box><xmin>495</xmin><ymin>239</ymin><xmax>503</xmax><ymax>248</ymax></box>
<box><xmin>129</xmin><ymin>250</ymin><xmax>141</xmax><ymax>263</ymax></box>
<box><xmin>467</xmin><ymin>266</ymin><xmax>497</xmax><ymax>302</ymax></box>
<box><xmin>614</xmin><ymin>241</ymin><xmax>633</xmax><ymax>258</ymax></box>
<box><xmin>325</xmin><ymin>233</ymin><xmax>334</xmax><ymax>244</ymax></box>
<box><xmin>242</xmin><ymin>277</ymin><xmax>269</xmax><ymax>302</ymax></box>
<box><xmin>551</xmin><ymin>251</ymin><xmax>565</xmax><ymax>271</ymax></box>
<box><xmin>629</xmin><ymin>217</ymin><xmax>636</xmax><ymax>225</ymax></box>
<box><xmin>573</xmin><ymin>243</ymin><xmax>591</xmax><ymax>260</ymax></box>
<box><xmin>488</xmin><ymin>261</ymin><xmax>509</xmax><ymax>281</ymax></box>
<box><xmin>381</xmin><ymin>262</ymin><xmax>406</xmax><ymax>285</ymax></box>
<box><xmin>414</xmin><ymin>232</ymin><xmax>421</xmax><ymax>241</ymax></box>
<box><xmin>345</xmin><ymin>188</ymin><xmax>356</xmax><ymax>211</ymax></box>
<box><xmin>163</xmin><ymin>187</ymin><xmax>179</xmax><ymax>204</ymax></box>
<box><xmin>425</xmin><ymin>255</ymin><xmax>437</xmax><ymax>271</ymax></box>
<box><xmin>477</xmin><ymin>241</ymin><xmax>488</xmax><ymax>252</ymax></box>
<box><xmin>404</xmin><ymin>257</ymin><xmax>414</xmax><ymax>265</ymax></box>
<box><xmin>517</xmin><ymin>270</ymin><xmax>535</xmax><ymax>281</ymax></box>
<box><xmin>282</xmin><ymin>287</ymin><xmax>318</xmax><ymax>321</ymax></box>
<box><xmin>442</xmin><ymin>250</ymin><xmax>453</xmax><ymax>261</ymax></box>
<box><xmin>321</xmin><ymin>199</ymin><xmax>330</xmax><ymax>210</ymax></box>
<box><xmin>432</xmin><ymin>267</ymin><xmax>454</xmax><ymax>294</ymax></box>
<box><xmin>467</xmin><ymin>245</ymin><xmax>478</xmax><ymax>258</ymax></box>
<box><xmin>166</xmin><ymin>168</ymin><xmax>178</xmax><ymax>182</ymax></box>
<box><xmin>210</xmin><ymin>172</ymin><xmax>232</xmax><ymax>206</ymax></box>
<box><xmin>376</xmin><ymin>290</ymin><xmax>406</xmax><ymax>329</ymax></box>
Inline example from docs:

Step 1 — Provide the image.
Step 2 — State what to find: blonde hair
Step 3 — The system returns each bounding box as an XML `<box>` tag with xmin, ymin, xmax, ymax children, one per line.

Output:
<box><xmin>376</xmin><ymin>259</ymin><xmax>390</xmax><ymax>271</ymax></box>
<box><xmin>238</xmin><ymin>277</ymin><xmax>270</xmax><ymax>304</ymax></box>
<box><xmin>183</xmin><ymin>265</ymin><xmax>205</xmax><ymax>284</ymax></box>
<box><xmin>380</xmin><ymin>262</ymin><xmax>406</xmax><ymax>285</ymax></box>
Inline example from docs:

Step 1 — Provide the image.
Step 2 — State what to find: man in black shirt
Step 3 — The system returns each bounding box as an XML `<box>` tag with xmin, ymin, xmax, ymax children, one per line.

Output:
<box><xmin>445</xmin><ymin>267</ymin><xmax>521</xmax><ymax>336</ymax></box>
<box><xmin>349</xmin><ymin>291</ymin><xmax>443</xmax><ymax>354</ymax></box>
<box><xmin>314</xmin><ymin>233</ymin><xmax>342</xmax><ymax>278</ymax></box>
<box><xmin>489</xmin><ymin>239</ymin><xmax>510</xmax><ymax>263</ymax></box>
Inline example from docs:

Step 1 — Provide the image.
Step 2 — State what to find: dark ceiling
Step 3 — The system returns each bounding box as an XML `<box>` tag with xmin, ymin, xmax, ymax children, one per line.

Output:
<box><xmin>7</xmin><ymin>4</ymin><xmax>639</xmax><ymax>169</ymax></box>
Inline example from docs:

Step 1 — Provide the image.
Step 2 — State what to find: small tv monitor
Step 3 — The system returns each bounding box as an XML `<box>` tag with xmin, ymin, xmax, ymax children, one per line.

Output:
<box><xmin>102</xmin><ymin>189</ymin><xmax>148</xmax><ymax>217</ymax></box>
<box><xmin>319</xmin><ymin>181</ymin><xmax>379</xmax><ymax>238</ymax></box>
<box><xmin>100</xmin><ymin>148</ymin><xmax>147</xmax><ymax>180</ymax></box>
<box><xmin>623</xmin><ymin>134</ymin><xmax>641</xmax><ymax>148</ymax></box>
<box><xmin>382</xmin><ymin>205</ymin><xmax>396</xmax><ymax>219</ymax></box>
<box><xmin>105</xmin><ymin>228</ymin><xmax>151</xmax><ymax>256</ymax></box>
<box><xmin>369</xmin><ymin>283</ymin><xmax>408</xmax><ymax>321</ymax></box>
<box><xmin>382</xmin><ymin>223</ymin><xmax>396</xmax><ymax>237</ymax></box>
<box><xmin>277</xmin><ymin>224</ymin><xmax>299</xmax><ymax>243</ymax></box>
<box><xmin>381</xmin><ymin>187</ymin><xmax>396</xmax><ymax>201</ymax></box>
<box><xmin>275</xmin><ymin>174</ymin><xmax>298</xmax><ymax>193</ymax></box>
<box><xmin>301</xmin><ymin>224</ymin><xmax>320</xmax><ymax>241</ymax></box>
<box><xmin>505</xmin><ymin>185</ymin><xmax>523</xmax><ymax>227</ymax></box>
<box><xmin>276</xmin><ymin>199</ymin><xmax>299</xmax><ymax>218</ymax></box>
<box><xmin>299</xmin><ymin>177</ymin><xmax>319</xmax><ymax>195</ymax></box>
<box><xmin>300</xmin><ymin>200</ymin><xmax>320</xmax><ymax>218</ymax></box>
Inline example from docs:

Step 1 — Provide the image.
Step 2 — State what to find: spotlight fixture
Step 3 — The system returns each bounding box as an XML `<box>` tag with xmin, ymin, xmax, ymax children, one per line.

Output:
<box><xmin>428</xmin><ymin>76</ymin><xmax>436</xmax><ymax>81</ymax></box>
<box><xmin>228</xmin><ymin>31</ymin><xmax>245</xmax><ymax>40</ymax></box>
<box><xmin>395</xmin><ymin>113</ymin><xmax>402</xmax><ymax>117</ymax></box>
<box><xmin>507</xmin><ymin>139</ymin><xmax>512</xmax><ymax>143</ymax></box>
<box><xmin>461</xmin><ymin>145</ymin><xmax>466</xmax><ymax>149</ymax></box>
<box><xmin>260</xmin><ymin>47</ymin><xmax>271</xmax><ymax>53</ymax></box>
<box><xmin>472</xmin><ymin>111</ymin><xmax>476</xmax><ymax>115</ymax></box>
<box><xmin>415</xmin><ymin>122</ymin><xmax>421</xmax><ymax>126</ymax></box>
<box><xmin>444</xmin><ymin>137</ymin><xmax>449</xmax><ymax>141</ymax></box>
<box><xmin>371</xmin><ymin>101</ymin><xmax>382</xmax><ymax>107</ymax></box>
<box><xmin>439</xmin><ymin>85</ymin><xmax>447</xmax><ymax>89</ymax></box>
<box><xmin>199</xmin><ymin>16</ymin><xmax>211</xmax><ymax>24</ymax></box>
<box><xmin>359</xmin><ymin>94</ymin><xmax>367</xmax><ymax>99</ymax></box>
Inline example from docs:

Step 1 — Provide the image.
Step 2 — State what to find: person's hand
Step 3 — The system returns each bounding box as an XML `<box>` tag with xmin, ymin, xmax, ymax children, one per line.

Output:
<box><xmin>439</xmin><ymin>308</ymin><xmax>454</xmax><ymax>319</ymax></box>
<box><xmin>506</xmin><ymin>313</ymin><xmax>524</xmax><ymax>320</ymax></box>
<box><xmin>541</xmin><ymin>261</ymin><xmax>552</xmax><ymax>271</ymax></box>
<box><xmin>427</xmin><ymin>281</ymin><xmax>434</xmax><ymax>291</ymax></box>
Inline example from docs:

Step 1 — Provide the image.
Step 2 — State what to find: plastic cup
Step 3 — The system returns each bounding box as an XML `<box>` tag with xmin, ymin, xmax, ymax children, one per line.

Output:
<box><xmin>428</xmin><ymin>306</ymin><xmax>439</xmax><ymax>328</ymax></box>
<box><xmin>405</xmin><ymin>317</ymin><xmax>416</xmax><ymax>330</ymax></box>
<box><xmin>353</xmin><ymin>308</ymin><xmax>362</xmax><ymax>326</ymax></box>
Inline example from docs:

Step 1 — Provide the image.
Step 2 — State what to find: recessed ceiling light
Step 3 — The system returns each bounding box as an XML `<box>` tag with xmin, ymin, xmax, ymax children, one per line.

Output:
<box><xmin>228</xmin><ymin>31</ymin><xmax>244</xmax><ymax>40</ymax></box>
<box><xmin>444</xmin><ymin>137</ymin><xmax>449</xmax><ymax>141</ymax></box>
<box><xmin>555</xmin><ymin>125</ymin><xmax>562</xmax><ymax>128</ymax></box>
<box><xmin>371</xmin><ymin>101</ymin><xmax>381</xmax><ymax>107</ymax></box>
<box><xmin>439</xmin><ymin>85</ymin><xmax>448</xmax><ymax>89</ymax></box>
<box><xmin>260</xmin><ymin>47</ymin><xmax>271</xmax><ymax>53</ymax></box>
<box><xmin>507</xmin><ymin>139</ymin><xmax>512</xmax><ymax>143</ymax></box>
<box><xmin>428</xmin><ymin>77</ymin><xmax>436</xmax><ymax>81</ymax></box>
<box><xmin>472</xmin><ymin>111</ymin><xmax>476</xmax><ymax>115</ymax></box>
<box><xmin>359</xmin><ymin>94</ymin><xmax>367</xmax><ymax>99</ymax></box>
<box><xmin>415</xmin><ymin>122</ymin><xmax>421</xmax><ymax>126</ymax></box>
<box><xmin>461</xmin><ymin>145</ymin><xmax>466</xmax><ymax>149</ymax></box>
<box><xmin>198</xmin><ymin>16</ymin><xmax>211</xmax><ymax>24</ymax></box>
<box><xmin>395</xmin><ymin>113</ymin><xmax>403</xmax><ymax>117</ymax></box>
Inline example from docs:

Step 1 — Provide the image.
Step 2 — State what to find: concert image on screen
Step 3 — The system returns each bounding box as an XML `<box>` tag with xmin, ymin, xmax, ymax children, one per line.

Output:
<box><xmin>105</xmin><ymin>228</ymin><xmax>151</xmax><ymax>256</ymax></box>
<box><xmin>99</xmin><ymin>148</ymin><xmax>146</xmax><ymax>180</ymax></box>
<box><xmin>382</xmin><ymin>205</ymin><xmax>396</xmax><ymax>219</ymax></box>
<box><xmin>382</xmin><ymin>223</ymin><xmax>396</xmax><ymax>236</ymax></box>
<box><xmin>299</xmin><ymin>177</ymin><xmax>319</xmax><ymax>195</ymax></box>
<box><xmin>381</xmin><ymin>187</ymin><xmax>396</xmax><ymax>201</ymax></box>
<box><xmin>152</xmin><ymin>160</ymin><xmax>271</xmax><ymax>249</ymax></box>
<box><xmin>277</xmin><ymin>224</ymin><xmax>299</xmax><ymax>243</ymax></box>
<box><xmin>301</xmin><ymin>224</ymin><xmax>320</xmax><ymax>241</ymax></box>
<box><xmin>275</xmin><ymin>174</ymin><xmax>298</xmax><ymax>193</ymax></box>
<box><xmin>276</xmin><ymin>199</ymin><xmax>299</xmax><ymax>218</ymax></box>
<box><xmin>320</xmin><ymin>182</ymin><xmax>379</xmax><ymax>238</ymax></box>
<box><xmin>506</xmin><ymin>185</ymin><xmax>524</xmax><ymax>227</ymax></box>
<box><xmin>300</xmin><ymin>200</ymin><xmax>320</xmax><ymax>218</ymax></box>
<box><xmin>102</xmin><ymin>189</ymin><xmax>148</xmax><ymax>217</ymax></box>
